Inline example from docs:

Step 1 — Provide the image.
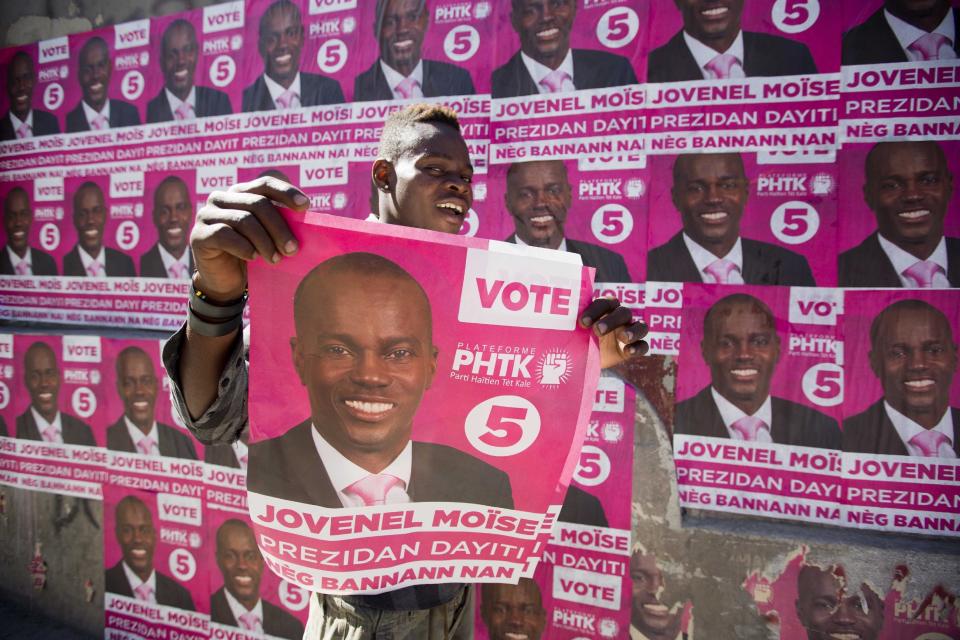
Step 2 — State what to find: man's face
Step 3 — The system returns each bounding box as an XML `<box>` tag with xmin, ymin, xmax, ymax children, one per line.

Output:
<box><xmin>382</xmin><ymin>122</ymin><xmax>474</xmax><ymax>234</ymax></box>
<box><xmin>673</xmin><ymin>153</ymin><xmax>748</xmax><ymax>249</ymax></box>
<box><xmin>701</xmin><ymin>300</ymin><xmax>780</xmax><ymax>407</ymax></box>
<box><xmin>379</xmin><ymin>0</ymin><xmax>428</xmax><ymax>73</ymax></box>
<box><xmin>870</xmin><ymin>306</ymin><xmax>957</xmax><ymax>425</ymax></box>
<box><xmin>117</xmin><ymin>351</ymin><xmax>158</xmax><ymax>431</ymax></box>
<box><xmin>25</xmin><ymin>345</ymin><xmax>60</xmax><ymax>420</ymax></box>
<box><xmin>259</xmin><ymin>5</ymin><xmax>303</xmax><ymax>84</ymax></box>
<box><xmin>4</xmin><ymin>190</ymin><xmax>33</xmax><ymax>254</ymax></box>
<box><xmin>7</xmin><ymin>54</ymin><xmax>35</xmax><ymax>119</ymax></box>
<box><xmin>511</xmin><ymin>0</ymin><xmax>576</xmax><ymax>64</ymax></box>
<box><xmin>631</xmin><ymin>552</ymin><xmax>682</xmax><ymax>639</ymax></box>
<box><xmin>505</xmin><ymin>161</ymin><xmax>571</xmax><ymax>249</ymax></box>
<box><xmin>79</xmin><ymin>41</ymin><xmax>111</xmax><ymax>110</ymax></box>
<box><xmin>674</xmin><ymin>0</ymin><xmax>744</xmax><ymax>44</ymax></box>
<box><xmin>73</xmin><ymin>185</ymin><xmax>106</xmax><ymax>254</ymax></box>
<box><xmin>153</xmin><ymin>180</ymin><xmax>192</xmax><ymax>255</ymax></box>
<box><xmin>217</xmin><ymin>525</ymin><xmax>264</xmax><ymax>607</ymax></box>
<box><xmin>481</xmin><ymin>581</ymin><xmax>546</xmax><ymax>640</ymax></box>
<box><xmin>292</xmin><ymin>272</ymin><xmax>437</xmax><ymax>466</ymax></box>
<box><xmin>864</xmin><ymin>142</ymin><xmax>953</xmax><ymax>250</ymax></box>
<box><xmin>116</xmin><ymin>501</ymin><xmax>156</xmax><ymax>577</ymax></box>
<box><xmin>161</xmin><ymin>24</ymin><xmax>198</xmax><ymax>98</ymax></box>
<box><xmin>796</xmin><ymin>568</ymin><xmax>883</xmax><ymax>640</ymax></box>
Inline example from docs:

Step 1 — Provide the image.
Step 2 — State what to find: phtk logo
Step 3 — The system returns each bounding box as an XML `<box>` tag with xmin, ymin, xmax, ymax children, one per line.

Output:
<box><xmin>475</xmin><ymin>2</ymin><xmax>491</xmax><ymax>19</ymax></box>
<box><xmin>599</xmin><ymin>618</ymin><xmax>620</xmax><ymax>638</ymax></box>
<box><xmin>343</xmin><ymin>16</ymin><xmax>356</xmax><ymax>33</ymax></box>
<box><xmin>811</xmin><ymin>172</ymin><xmax>834</xmax><ymax>195</ymax></box>
<box><xmin>536</xmin><ymin>348</ymin><xmax>571</xmax><ymax>387</ymax></box>
<box><xmin>626</xmin><ymin>178</ymin><xmax>645</xmax><ymax>198</ymax></box>
<box><xmin>601</xmin><ymin>421</ymin><xmax>623</xmax><ymax>443</ymax></box>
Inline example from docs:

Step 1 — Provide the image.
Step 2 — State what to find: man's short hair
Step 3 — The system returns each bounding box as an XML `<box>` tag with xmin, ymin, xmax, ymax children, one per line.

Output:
<box><xmin>505</xmin><ymin>160</ymin><xmax>569</xmax><ymax>188</ymax></box>
<box><xmin>865</xmin><ymin>141</ymin><xmax>947</xmax><ymax>180</ymax></box>
<box><xmin>216</xmin><ymin>518</ymin><xmax>253</xmax><ymax>549</ymax></box>
<box><xmin>162</xmin><ymin>19</ymin><xmax>196</xmax><ymax>52</ymax></box>
<box><xmin>259</xmin><ymin>0</ymin><xmax>302</xmax><ymax>36</ymax></box>
<box><xmin>869</xmin><ymin>299</ymin><xmax>951</xmax><ymax>349</ymax></box>
<box><xmin>374</xmin><ymin>0</ymin><xmax>426</xmax><ymax>36</ymax></box>
<box><xmin>293</xmin><ymin>252</ymin><xmax>432</xmax><ymax>336</ymax></box>
<box><xmin>4</xmin><ymin>186</ymin><xmax>28</xmax><ymax>211</ymax></box>
<box><xmin>80</xmin><ymin>36</ymin><xmax>109</xmax><ymax>59</ymax></box>
<box><xmin>153</xmin><ymin>175</ymin><xmax>188</xmax><ymax>206</ymax></box>
<box><xmin>116</xmin><ymin>494</ymin><xmax>149</xmax><ymax>519</ymax></box>
<box><xmin>672</xmin><ymin>152</ymin><xmax>745</xmax><ymax>185</ymax></box>
<box><xmin>115</xmin><ymin>345</ymin><xmax>150</xmax><ymax>377</ymax></box>
<box><xmin>9</xmin><ymin>50</ymin><xmax>33</xmax><ymax>75</ymax></box>
<box><xmin>703</xmin><ymin>293</ymin><xmax>775</xmax><ymax>336</ymax></box>
<box><xmin>24</xmin><ymin>340</ymin><xmax>55</xmax><ymax>368</ymax></box>
<box><xmin>377</xmin><ymin>103</ymin><xmax>461</xmax><ymax>162</ymax></box>
<box><xmin>73</xmin><ymin>181</ymin><xmax>103</xmax><ymax>210</ymax></box>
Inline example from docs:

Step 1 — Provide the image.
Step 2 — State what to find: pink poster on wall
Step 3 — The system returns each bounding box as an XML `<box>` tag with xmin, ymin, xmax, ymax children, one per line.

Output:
<box><xmin>104</xmin><ymin>485</ymin><xmax>209</xmax><ymax>638</ymax></box>
<box><xmin>0</xmin><ymin>41</ymin><xmax>64</xmax><ymax>148</ymax></box>
<box><xmin>247</xmin><ymin>209</ymin><xmax>599</xmax><ymax>593</ymax></box>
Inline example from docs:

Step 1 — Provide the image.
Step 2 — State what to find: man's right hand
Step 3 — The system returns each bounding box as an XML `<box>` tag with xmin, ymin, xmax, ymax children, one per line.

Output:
<box><xmin>191</xmin><ymin>177</ymin><xmax>310</xmax><ymax>302</ymax></box>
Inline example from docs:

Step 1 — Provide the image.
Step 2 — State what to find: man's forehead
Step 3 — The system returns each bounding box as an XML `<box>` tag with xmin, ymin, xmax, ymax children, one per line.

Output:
<box><xmin>710</xmin><ymin>302</ymin><xmax>773</xmax><ymax>329</ymax></box>
<box><xmin>681</xmin><ymin>154</ymin><xmax>744</xmax><ymax>179</ymax></box>
<box><xmin>870</xmin><ymin>143</ymin><xmax>945</xmax><ymax>175</ymax></box>
<box><xmin>880</xmin><ymin>307</ymin><xmax>953</xmax><ymax>340</ymax></box>
<box><xmin>396</xmin><ymin>122</ymin><xmax>465</xmax><ymax>158</ymax></box>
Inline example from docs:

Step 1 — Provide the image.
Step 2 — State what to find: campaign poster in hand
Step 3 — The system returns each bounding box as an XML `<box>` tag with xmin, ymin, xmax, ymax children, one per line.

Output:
<box><xmin>247</xmin><ymin>209</ymin><xmax>599</xmax><ymax>593</ymax></box>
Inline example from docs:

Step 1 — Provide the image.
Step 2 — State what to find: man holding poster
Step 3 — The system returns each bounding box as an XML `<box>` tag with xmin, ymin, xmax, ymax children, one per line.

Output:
<box><xmin>843</xmin><ymin>299</ymin><xmax>959</xmax><ymax>457</ymax></box>
<box><xmin>674</xmin><ymin>293</ymin><xmax>840</xmax><ymax>448</ymax></box>
<box><xmin>842</xmin><ymin>0</ymin><xmax>959</xmax><ymax>65</ymax></box>
<box><xmin>2</xmin><ymin>187</ymin><xmax>57</xmax><ymax>276</ymax></box>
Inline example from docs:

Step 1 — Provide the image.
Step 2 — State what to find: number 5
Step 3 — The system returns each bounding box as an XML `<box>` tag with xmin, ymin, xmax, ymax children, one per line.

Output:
<box><xmin>480</xmin><ymin>406</ymin><xmax>527</xmax><ymax>448</ymax></box>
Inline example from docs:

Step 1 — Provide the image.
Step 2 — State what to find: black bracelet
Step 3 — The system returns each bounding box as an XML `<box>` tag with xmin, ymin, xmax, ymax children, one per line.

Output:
<box><xmin>187</xmin><ymin>304</ymin><xmax>243</xmax><ymax>337</ymax></box>
<box><xmin>190</xmin><ymin>288</ymin><xmax>247</xmax><ymax>320</ymax></box>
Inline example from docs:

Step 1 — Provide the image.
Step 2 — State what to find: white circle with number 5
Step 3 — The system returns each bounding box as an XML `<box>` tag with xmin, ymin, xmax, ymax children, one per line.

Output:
<box><xmin>458</xmin><ymin>208</ymin><xmax>479</xmax><ymax>237</ymax></box>
<box><xmin>465</xmin><ymin>395</ymin><xmax>541</xmax><ymax>457</ymax></box>
<box><xmin>770</xmin><ymin>201</ymin><xmax>819</xmax><ymax>245</ymax></box>
<box><xmin>317</xmin><ymin>39</ymin><xmax>348</xmax><ymax>74</ymax></box>
<box><xmin>0</xmin><ymin>381</ymin><xmax>9</xmax><ymax>410</ymax></box>
<box><xmin>573</xmin><ymin>445</ymin><xmax>610</xmax><ymax>487</ymax></box>
<box><xmin>121</xmin><ymin>70</ymin><xmax>145</xmax><ymax>101</ymax></box>
<box><xmin>115</xmin><ymin>220</ymin><xmax>140</xmax><ymax>251</ymax></box>
<box><xmin>802</xmin><ymin>363</ymin><xmax>843</xmax><ymax>407</ymax></box>
<box><xmin>71</xmin><ymin>386</ymin><xmax>97</xmax><ymax>418</ymax></box>
<box><xmin>597</xmin><ymin>7</ymin><xmax>640</xmax><ymax>49</ymax></box>
<box><xmin>43</xmin><ymin>83</ymin><xmax>64</xmax><ymax>111</ymax></box>
<box><xmin>209</xmin><ymin>55</ymin><xmax>236</xmax><ymax>88</ymax></box>
<box><xmin>591</xmin><ymin>204</ymin><xmax>633</xmax><ymax>245</ymax></box>
<box><xmin>772</xmin><ymin>0</ymin><xmax>819</xmax><ymax>34</ymax></box>
<box><xmin>169</xmin><ymin>548</ymin><xmax>197</xmax><ymax>581</ymax></box>
<box><xmin>40</xmin><ymin>223</ymin><xmax>60</xmax><ymax>251</ymax></box>
<box><xmin>444</xmin><ymin>25</ymin><xmax>480</xmax><ymax>62</ymax></box>
<box><xmin>279</xmin><ymin>581</ymin><xmax>309</xmax><ymax>611</ymax></box>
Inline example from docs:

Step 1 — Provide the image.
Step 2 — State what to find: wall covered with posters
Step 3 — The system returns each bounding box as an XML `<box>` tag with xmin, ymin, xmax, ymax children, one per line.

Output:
<box><xmin>0</xmin><ymin>0</ymin><xmax>958</xmax><ymax>638</ymax></box>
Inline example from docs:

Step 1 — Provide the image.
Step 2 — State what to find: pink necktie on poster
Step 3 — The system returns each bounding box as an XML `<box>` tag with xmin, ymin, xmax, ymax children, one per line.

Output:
<box><xmin>174</xmin><ymin>102</ymin><xmax>195</xmax><ymax>120</ymax></box>
<box><xmin>134</xmin><ymin>583</ymin><xmax>154</xmax><ymax>601</ymax></box>
<box><xmin>704</xmin><ymin>259</ymin><xmax>738</xmax><ymax>284</ymax></box>
<box><xmin>238</xmin><ymin>453</ymin><xmax>248</xmax><ymax>469</ymax></box>
<box><xmin>137</xmin><ymin>437</ymin><xmax>157</xmax><ymax>456</ymax></box>
<box><xmin>238</xmin><ymin>612</ymin><xmax>261</xmax><ymax>631</ymax></box>
<box><xmin>86</xmin><ymin>261</ymin><xmax>103</xmax><ymax>277</ymax></box>
<box><xmin>902</xmin><ymin>260</ymin><xmax>943</xmax><ymax>288</ymax></box>
<box><xmin>345</xmin><ymin>474</ymin><xmax>403</xmax><ymax>506</ymax></box>
<box><xmin>395</xmin><ymin>76</ymin><xmax>420</xmax><ymax>99</ymax></box>
<box><xmin>540</xmin><ymin>68</ymin><xmax>571</xmax><ymax>93</ymax></box>
<box><xmin>15</xmin><ymin>260</ymin><xmax>31</xmax><ymax>275</ymax></box>
<box><xmin>731</xmin><ymin>416</ymin><xmax>768</xmax><ymax>441</ymax></box>
<box><xmin>910</xmin><ymin>430</ymin><xmax>949</xmax><ymax>457</ymax></box>
<box><xmin>168</xmin><ymin>262</ymin><xmax>186</xmax><ymax>279</ymax></box>
<box><xmin>705</xmin><ymin>53</ymin><xmax>742</xmax><ymax>79</ymax></box>
<box><xmin>41</xmin><ymin>426</ymin><xmax>60</xmax><ymax>442</ymax></box>
<box><xmin>275</xmin><ymin>89</ymin><xmax>299</xmax><ymax>109</ymax></box>
<box><xmin>91</xmin><ymin>114</ymin><xmax>108</xmax><ymax>130</ymax></box>
<box><xmin>16</xmin><ymin>122</ymin><xmax>31</xmax><ymax>138</ymax></box>
<box><xmin>908</xmin><ymin>32</ymin><xmax>949</xmax><ymax>60</ymax></box>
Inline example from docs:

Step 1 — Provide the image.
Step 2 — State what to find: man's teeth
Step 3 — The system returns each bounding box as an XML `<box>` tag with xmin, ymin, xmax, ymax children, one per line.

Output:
<box><xmin>275</xmin><ymin>54</ymin><xmax>292</xmax><ymax>64</ymax></box>
<box><xmin>702</xmin><ymin>6</ymin><xmax>729</xmax><ymax>17</ymax></box>
<box><xmin>537</xmin><ymin>28</ymin><xmax>560</xmax><ymax>39</ymax></box>
<box><xmin>166</xmin><ymin>229</ymin><xmax>184</xmax><ymax>238</ymax></box>
<box><xmin>644</xmin><ymin>603</ymin><xmax>670</xmax><ymax>614</ymax></box>
<box><xmin>731</xmin><ymin>368</ymin><xmax>758</xmax><ymax>376</ymax></box>
<box><xmin>131</xmin><ymin>549</ymin><xmax>147</xmax><ymax>557</ymax></box>
<box><xmin>701</xmin><ymin>211</ymin><xmax>727</xmax><ymax>221</ymax></box>
<box><xmin>174</xmin><ymin>70</ymin><xmax>188</xmax><ymax>79</ymax></box>
<box><xmin>345</xmin><ymin>400</ymin><xmax>394</xmax><ymax>414</ymax></box>
<box><xmin>829</xmin><ymin>634</ymin><xmax>860</xmax><ymax>640</ymax></box>
<box><xmin>530</xmin><ymin>215</ymin><xmax>553</xmax><ymax>223</ymax></box>
<box><xmin>38</xmin><ymin>392</ymin><xmax>53</xmax><ymax>401</ymax></box>
<box><xmin>84</xmin><ymin>229</ymin><xmax>99</xmax><ymax>238</ymax></box>
<box><xmin>133</xmin><ymin>401</ymin><xmax>149</xmax><ymax>409</ymax></box>
<box><xmin>905</xmin><ymin>379</ymin><xmax>935</xmax><ymax>389</ymax></box>
<box><xmin>504</xmin><ymin>634</ymin><xmax>529</xmax><ymax>640</ymax></box>
<box><xmin>90</xmin><ymin>82</ymin><xmax>104</xmax><ymax>91</ymax></box>
<box><xmin>898</xmin><ymin>209</ymin><xmax>930</xmax><ymax>220</ymax></box>
<box><xmin>438</xmin><ymin>203</ymin><xmax>464</xmax><ymax>214</ymax></box>
<box><xmin>235</xmin><ymin>576</ymin><xmax>253</xmax><ymax>585</ymax></box>
<box><xmin>12</xmin><ymin>231</ymin><xmax>26</xmax><ymax>239</ymax></box>
<box><xmin>394</xmin><ymin>39</ymin><xmax>413</xmax><ymax>49</ymax></box>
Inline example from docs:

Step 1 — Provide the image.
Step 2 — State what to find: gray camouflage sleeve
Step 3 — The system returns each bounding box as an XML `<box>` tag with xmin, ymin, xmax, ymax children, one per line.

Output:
<box><xmin>161</xmin><ymin>322</ymin><xmax>248</xmax><ymax>445</ymax></box>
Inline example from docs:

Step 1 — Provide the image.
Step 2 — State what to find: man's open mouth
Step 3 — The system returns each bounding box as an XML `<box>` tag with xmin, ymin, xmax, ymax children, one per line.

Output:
<box><xmin>344</xmin><ymin>399</ymin><xmax>396</xmax><ymax>419</ymax></box>
<box><xmin>897</xmin><ymin>209</ymin><xmax>931</xmax><ymax>222</ymax></box>
<box><xmin>701</xmin><ymin>6</ymin><xmax>730</xmax><ymax>19</ymax></box>
<box><xmin>731</xmin><ymin>367</ymin><xmax>758</xmax><ymax>379</ymax></box>
<box><xmin>700</xmin><ymin>210</ymin><xmax>728</xmax><ymax>222</ymax></box>
<box><xmin>437</xmin><ymin>202</ymin><xmax>465</xmax><ymax>215</ymax></box>
<box><xmin>904</xmin><ymin>378</ymin><xmax>935</xmax><ymax>391</ymax></box>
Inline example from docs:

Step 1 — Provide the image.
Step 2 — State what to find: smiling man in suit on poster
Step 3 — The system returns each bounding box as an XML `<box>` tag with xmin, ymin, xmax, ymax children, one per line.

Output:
<box><xmin>1</xmin><ymin>50</ymin><xmax>60</xmax><ymax>140</ymax></box>
<box><xmin>62</xmin><ymin>181</ymin><xmax>136</xmax><ymax>277</ymax></box>
<box><xmin>2</xmin><ymin>187</ymin><xmax>57</xmax><ymax>276</ymax></box>
<box><xmin>65</xmin><ymin>37</ymin><xmax>141</xmax><ymax>132</ymax></box>
<box><xmin>16</xmin><ymin>341</ymin><xmax>96</xmax><ymax>445</ymax></box>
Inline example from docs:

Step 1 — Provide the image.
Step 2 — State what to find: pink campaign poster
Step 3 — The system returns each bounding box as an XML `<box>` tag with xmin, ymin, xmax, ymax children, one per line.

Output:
<box><xmin>206</xmin><ymin>508</ymin><xmax>309</xmax><ymax>640</ymax></box>
<box><xmin>837</xmin><ymin>140</ymin><xmax>960</xmax><ymax>288</ymax></box>
<box><xmin>646</xmin><ymin>150</ymin><xmax>837</xmax><ymax>287</ymax></box>
<box><xmin>0</xmin><ymin>42</ymin><xmax>64</xmax><ymax>144</ymax></box>
<box><xmin>485</xmin><ymin>158</ymin><xmax>648</xmax><ymax>284</ymax></box>
<box><xmin>247</xmin><ymin>210</ymin><xmax>599</xmax><ymax>594</ymax></box>
<box><xmin>103</xmin><ymin>485</ymin><xmax>209</xmax><ymax>639</ymax></box>
<box><xmin>0</xmin><ymin>177</ymin><xmax>63</xmax><ymax>277</ymax></box>
<box><xmin>1</xmin><ymin>334</ymin><xmax>107</xmax><ymax>499</ymax></box>
<box><xmin>673</xmin><ymin>284</ymin><xmax>845</xmax><ymax>525</ymax></box>
<box><xmin>840</xmin><ymin>290</ymin><xmax>960</xmax><ymax>538</ymax></box>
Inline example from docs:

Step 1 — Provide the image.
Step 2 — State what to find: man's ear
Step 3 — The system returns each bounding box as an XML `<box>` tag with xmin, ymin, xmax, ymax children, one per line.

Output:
<box><xmin>372</xmin><ymin>159</ymin><xmax>395</xmax><ymax>193</ymax></box>
<box><xmin>291</xmin><ymin>336</ymin><xmax>306</xmax><ymax>385</ymax></box>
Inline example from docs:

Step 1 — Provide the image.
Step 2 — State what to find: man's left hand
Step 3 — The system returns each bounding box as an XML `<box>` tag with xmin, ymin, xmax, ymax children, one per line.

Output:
<box><xmin>579</xmin><ymin>298</ymin><xmax>648</xmax><ymax>369</ymax></box>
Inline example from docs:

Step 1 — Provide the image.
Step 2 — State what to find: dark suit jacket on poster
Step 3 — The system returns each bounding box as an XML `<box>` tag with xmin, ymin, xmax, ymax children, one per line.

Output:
<box><xmin>241</xmin><ymin>73</ymin><xmax>345</xmax><ymax>112</ymax></box>
<box><xmin>838</xmin><ymin>233</ymin><xmax>960</xmax><ymax>287</ymax></box>
<box><xmin>16</xmin><ymin>409</ymin><xmax>96</xmax><ymax>445</ymax></box>
<box><xmin>843</xmin><ymin>400</ymin><xmax>960</xmax><ymax>456</ymax></box>
<box><xmin>0</xmin><ymin>416</ymin><xmax>8</xmax><ymax>437</ymax></box>
<box><xmin>646</xmin><ymin>232</ymin><xmax>816</xmax><ymax>285</ymax></box>
<box><xmin>353</xmin><ymin>59</ymin><xmax>475</xmax><ymax>101</ymax></box>
<box><xmin>210</xmin><ymin>587</ymin><xmax>304</xmax><ymax>639</ymax></box>
<box><xmin>0</xmin><ymin>247</ymin><xmax>58</xmax><ymax>275</ymax></box>
<box><xmin>106</xmin><ymin>417</ymin><xmax>199</xmax><ymax>460</ymax></box>
<box><xmin>105</xmin><ymin>561</ymin><xmax>196</xmax><ymax>610</ymax></box>
<box><xmin>65</xmin><ymin>100</ymin><xmax>140</xmax><ymax>133</ymax></box>
<box><xmin>491</xmin><ymin>49</ymin><xmax>638</xmax><ymax>99</ymax></box>
<box><xmin>505</xmin><ymin>234</ymin><xmax>632</xmax><ymax>282</ymax></box>
<box><xmin>0</xmin><ymin>109</ymin><xmax>60</xmax><ymax>140</ymax></box>
<box><xmin>842</xmin><ymin>8</ymin><xmax>960</xmax><ymax>65</ymax></box>
<box><xmin>674</xmin><ymin>386</ymin><xmax>841</xmax><ymax>449</ymax></box>
<box><xmin>647</xmin><ymin>31</ymin><xmax>818</xmax><ymax>83</ymax></box>
<box><xmin>204</xmin><ymin>442</ymin><xmax>241</xmax><ymax>468</ymax></box>
<box><xmin>558</xmin><ymin>485</ymin><xmax>608</xmax><ymax>527</ymax></box>
<box><xmin>139</xmin><ymin>244</ymin><xmax>194</xmax><ymax>278</ymax></box>
<box><xmin>146</xmin><ymin>86</ymin><xmax>233</xmax><ymax>123</ymax></box>
<box><xmin>62</xmin><ymin>246</ymin><xmax>136</xmax><ymax>277</ymax></box>
<box><xmin>248</xmin><ymin>420</ymin><xmax>514</xmax><ymax>508</ymax></box>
